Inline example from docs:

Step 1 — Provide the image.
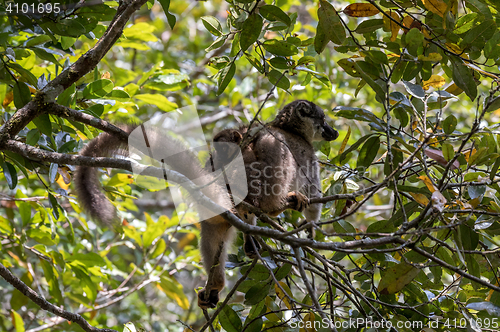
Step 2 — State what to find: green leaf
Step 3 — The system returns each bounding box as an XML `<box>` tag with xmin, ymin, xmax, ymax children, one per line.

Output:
<box><xmin>336</xmin><ymin>133</ymin><xmax>375</xmax><ymax>164</ymax></box>
<box><xmin>40</xmin><ymin>260</ymin><xmax>63</xmax><ymax>304</ymax></box>
<box><xmin>244</xmin><ymin>282</ymin><xmax>272</xmax><ymax>305</ymax></box>
<box><xmin>2</xmin><ymin>162</ymin><xmax>17</xmax><ymax>189</ymax></box>
<box><xmin>355</xmin><ymin>19</ymin><xmax>384</xmax><ymax>34</ymax></box>
<box><xmin>24</xmin><ymin>35</ymin><xmax>51</xmax><ymax>47</ymax></box>
<box><xmin>334</xmin><ymin>106</ymin><xmax>386</xmax><ymax>129</ymax></box>
<box><xmin>67</xmin><ymin>252</ymin><xmax>106</xmax><ymax>267</ymax></box>
<box><xmin>274</xmin><ymin>263</ymin><xmax>292</xmax><ymax>280</ymax></box>
<box><xmin>353</xmin><ymin>62</ymin><xmax>386</xmax><ymax>102</ymax></box>
<box><xmin>243</xmin><ymin>318</ymin><xmax>263</xmax><ymax>332</ymax></box>
<box><xmin>10</xmin><ymin>310</ymin><xmax>25</xmax><ymax>332</ymax></box>
<box><xmin>357</xmin><ymin>136</ymin><xmax>380</xmax><ymax>169</ymax></box>
<box><xmin>57</xmin><ymin>84</ymin><xmax>75</xmax><ymax>107</ymax></box>
<box><xmin>318</xmin><ymin>0</ymin><xmax>345</xmax><ymax>45</ymax></box>
<box><xmin>26</xmin><ymin>129</ymin><xmax>40</xmax><ymax>146</ymax></box>
<box><xmin>262</xmin><ymin>39</ymin><xmax>298</xmax><ymax>56</ymax></box>
<box><xmin>442</xmin><ymin>115</ymin><xmax>457</xmax><ymax>134</ymax></box>
<box><xmin>314</xmin><ymin>22</ymin><xmax>328</xmax><ymax>54</ymax></box>
<box><xmin>241</xmin><ymin>264</ymin><xmax>271</xmax><ymax>281</ymax></box>
<box><xmin>240</xmin><ymin>13</ymin><xmax>263</xmax><ymax>51</ymax></box>
<box><xmin>205</xmin><ymin>35</ymin><xmax>227</xmax><ymax>52</ymax></box>
<box><xmin>460</xmin><ymin>224</ymin><xmax>479</xmax><ymax>250</ymax></box>
<box><xmin>461</xmin><ymin>19</ymin><xmax>496</xmax><ymax>47</ymax></box>
<box><xmin>378</xmin><ymin>263</ymin><xmax>420</xmax><ymax>294</ymax></box>
<box><xmin>449</xmin><ymin>57</ymin><xmax>477</xmax><ymax>101</ymax></box>
<box><xmin>219</xmin><ymin>305</ymin><xmax>242</xmax><ymax>332</ymax></box>
<box><xmin>217</xmin><ymin>62</ymin><xmax>235</xmax><ymax>95</ymax></box>
<box><xmin>490</xmin><ymin>158</ymin><xmax>500</xmax><ymax>181</ymax></box>
<box><xmin>32</xmin><ymin>114</ymin><xmax>52</xmax><ymax>137</ymax></box>
<box><xmin>135</xmin><ymin>94</ymin><xmax>178</xmax><ymax>112</ymax></box>
<box><xmin>143</xmin><ymin>215</ymin><xmax>170</xmax><ymax>248</ymax></box>
<box><xmin>454</xmin><ymin>13</ymin><xmax>479</xmax><ymax>35</ymax></box>
<box><xmin>82</xmin><ymin>79</ymin><xmax>114</xmax><ymax>99</ymax></box>
<box><xmin>402</xmin><ymin>80</ymin><xmax>425</xmax><ymax>99</ymax></box>
<box><xmin>405</xmin><ymin>28</ymin><xmax>425</xmax><ymax>56</ymax></box>
<box><xmin>32</xmin><ymin>47</ymin><xmax>61</xmax><ymax>67</ymax></box>
<box><xmin>267</xmin><ymin>69</ymin><xmax>290</xmax><ymax>90</ymax></box>
<box><xmin>49</xmin><ymin>163</ymin><xmax>58</xmax><ymax>183</ymax></box>
<box><xmin>442</xmin><ymin>143</ymin><xmax>454</xmax><ymax>162</ymax></box>
<box><xmin>142</xmin><ymin>71</ymin><xmax>190</xmax><ymax>91</ymax></box>
<box><xmin>259</xmin><ymin>5</ymin><xmax>291</xmax><ymax>26</ymax></box>
<box><xmin>13</xmin><ymin>82</ymin><xmax>32</xmax><ymax>109</ymax></box>
<box><xmin>42</xmin><ymin>19</ymin><xmax>87</xmax><ymax>38</ymax></box>
<box><xmin>201</xmin><ymin>16</ymin><xmax>223</xmax><ymax>36</ymax></box>
<box><xmin>106</xmin><ymin>89</ymin><xmax>131</xmax><ymax>101</ymax></box>
<box><xmin>157</xmin><ymin>0</ymin><xmax>176</xmax><ymax>29</ymax></box>
<box><xmin>245</xmin><ymin>53</ymin><xmax>265</xmax><ymax>73</ymax></box>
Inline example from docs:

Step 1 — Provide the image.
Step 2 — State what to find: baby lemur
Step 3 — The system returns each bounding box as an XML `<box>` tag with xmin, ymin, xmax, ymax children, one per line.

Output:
<box><xmin>74</xmin><ymin>100</ymin><xmax>338</xmax><ymax>310</ymax></box>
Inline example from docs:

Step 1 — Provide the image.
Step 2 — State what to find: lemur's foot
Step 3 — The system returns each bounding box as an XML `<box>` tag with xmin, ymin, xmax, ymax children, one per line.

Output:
<box><xmin>198</xmin><ymin>288</ymin><xmax>220</xmax><ymax>309</ymax></box>
<box><xmin>287</xmin><ymin>191</ymin><xmax>309</xmax><ymax>212</ymax></box>
<box><xmin>244</xmin><ymin>234</ymin><xmax>261</xmax><ymax>258</ymax></box>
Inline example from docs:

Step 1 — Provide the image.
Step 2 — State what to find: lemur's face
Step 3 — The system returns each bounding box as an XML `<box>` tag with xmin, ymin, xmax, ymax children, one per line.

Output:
<box><xmin>294</xmin><ymin>100</ymin><xmax>339</xmax><ymax>142</ymax></box>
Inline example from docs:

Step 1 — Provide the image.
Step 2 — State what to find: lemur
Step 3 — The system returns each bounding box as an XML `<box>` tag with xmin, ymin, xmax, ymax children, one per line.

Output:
<box><xmin>74</xmin><ymin>100</ymin><xmax>338</xmax><ymax>310</ymax></box>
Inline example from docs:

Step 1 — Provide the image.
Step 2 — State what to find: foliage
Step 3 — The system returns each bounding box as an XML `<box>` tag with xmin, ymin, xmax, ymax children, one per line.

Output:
<box><xmin>1</xmin><ymin>0</ymin><xmax>500</xmax><ymax>331</ymax></box>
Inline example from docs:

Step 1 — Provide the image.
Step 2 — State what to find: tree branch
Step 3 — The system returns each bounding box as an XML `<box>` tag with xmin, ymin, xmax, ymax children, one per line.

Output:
<box><xmin>0</xmin><ymin>0</ymin><xmax>148</xmax><ymax>145</ymax></box>
<box><xmin>0</xmin><ymin>263</ymin><xmax>117</xmax><ymax>332</ymax></box>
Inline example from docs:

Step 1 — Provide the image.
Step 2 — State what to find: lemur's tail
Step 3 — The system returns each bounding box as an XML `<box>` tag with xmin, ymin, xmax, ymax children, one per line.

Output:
<box><xmin>74</xmin><ymin>125</ymin><xmax>233</xmax><ymax>226</ymax></box>
<box><xmin>74</xmin><ymin>127</ymin><xmax>130</xmax><ymax>225</ymax></box>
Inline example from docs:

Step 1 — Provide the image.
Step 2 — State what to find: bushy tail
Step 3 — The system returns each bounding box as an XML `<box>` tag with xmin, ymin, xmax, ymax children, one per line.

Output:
<box><xmin>74</xmin><ymin>127</ymin><xmax>132</xmax><ymax>225</ymax></box>
<box><xmin>74</xmin><ymin>125</ymin><xmax>233</xmax><ymax>226</ymax></box>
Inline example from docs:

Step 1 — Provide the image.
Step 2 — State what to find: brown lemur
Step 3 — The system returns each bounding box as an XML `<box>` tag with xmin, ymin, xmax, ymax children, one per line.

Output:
<box><xmin>74</xmin><ymin>100</ymin><xmax>338</xmax><ymax>310</ymax></box>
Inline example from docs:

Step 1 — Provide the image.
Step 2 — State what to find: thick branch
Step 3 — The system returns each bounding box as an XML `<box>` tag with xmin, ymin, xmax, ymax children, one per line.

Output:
<box><xmin>0</xmin><ymin>0</ymin><xmax>148</xmax><ymax>144</ymax></box>
<box><xmin>3</xmin><ymin>139</ymin><xmax>407</xmax><ymax>251</ymax></box>
<box><xmin>0</xmin><ymin>263</ymin><xmax>117</xmax><ymax>332</ymax></box>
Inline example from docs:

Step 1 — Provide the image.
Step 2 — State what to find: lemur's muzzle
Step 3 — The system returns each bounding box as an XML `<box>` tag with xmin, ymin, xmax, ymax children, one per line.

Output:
<box><xmin>322</xmin><ymin>123</ymin><xmax>339</xmax><ymax>141</ymax></box>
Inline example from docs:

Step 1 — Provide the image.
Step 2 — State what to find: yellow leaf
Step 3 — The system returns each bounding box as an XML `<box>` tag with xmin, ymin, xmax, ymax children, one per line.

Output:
<box><xmin>343</xmin><ymin>3</ymin><xmax>379</xmax><ymax>17</ymax></box>
<box><xmin>275</xmin><ymin>281</ymin><xmax>293</xmax><ymax>309</ymax></box>
<box><xmin>463</xmin><ymin>148</ymin><xmax>476</xmax><ymax>163</ymax></box>
<box><xmin>157</xmin><ymin>276</ymin><xmax>189</xmax><ymax>309</ymax></box>
<box><xmin>422</xmin><ymin>75</ymin><xmax>446</xmax><ymax>90</ymax></box>
<box><xmin>445</xmin><ymin>43</ymin><xmax>469</xmax><ymax>60</ymax></box>
<box><xmin>300</xmin><ymin>312</ymin><xmax>317</xmax><ymax>332</ymax></box>
<box><xmin>337</xmin><ymin>126</ymin><xmax>351</xmax><ymax>156</ymax></box>
<box><xmin>177</xmin><ymin>233</ymin><xmax>196</xmax><ymax>249</ymax></box>
<box><xmin>418</xmin><ymin>53</ymin><xmax>442</xmax><ymax>62</ymax></box>
<box><xmin>10</xmin><ymin>310</ymin><xmax>25</xmax><ymax>332</ymax></box>
<box><xmin>445</xmin><ymin>83</ymin><xmax>463</xmax><ymax>96</ymax></box>
<box><xmin>3</xmin><ymin>90</ymin><xmax>13</xmax><ymax>107</ymax></box>
<box><xmin>450</xmin><ymin>0</ymin><xmax>458</xmax><ymax>15</ymax></box>
<box><xmin>56</xmin><ymin>175</ymin><xmax>69</xmax><ymax>190</ymax></box>
<box><xmin>422</xmin><ymin>0</ymin><xmax>448</xmax><ymax>18</ymax></box>
<box><xmin>402</xmin><ymin>16</ymin><xmax>413</xmax><ymax>29</ymax></box>
<box><xmin>418</xmin><ymin>175</ymin><xmax>437</xmax><ymax>193</ymax></box>
<box><xmin>383</xmin><ymin>11</ymin><xmax>400</xmax><ymax>42</ymax></box>
<box><xmin>410</xmin><ymin>192</ymin><xmax>430</xmax><ymax>206</ymax></box>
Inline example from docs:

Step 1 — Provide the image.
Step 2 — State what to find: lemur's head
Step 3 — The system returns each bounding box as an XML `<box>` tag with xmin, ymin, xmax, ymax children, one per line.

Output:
<box><xmin>273</xmin><ymin>100</ymin><xmax>339</xmax><ymax>143</ymax></box>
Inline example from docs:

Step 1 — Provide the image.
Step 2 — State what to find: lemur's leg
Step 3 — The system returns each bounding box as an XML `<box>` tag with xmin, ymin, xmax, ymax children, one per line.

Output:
<box><xmin>198</xmin><ymin>219</ymin><xmax>234</xmax><ymax>309</ymax></box>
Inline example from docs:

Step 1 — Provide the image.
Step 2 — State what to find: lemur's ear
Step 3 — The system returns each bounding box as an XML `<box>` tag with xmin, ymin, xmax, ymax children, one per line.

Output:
<box><xmin>295</xmin><ymin>100</ymin><xmax>313</xmax><ymax>117</ymax></box>
<box><xmin>231</xmin><ymin>130</ymin><xmax>243</xmax><ymax>144</ymax></box>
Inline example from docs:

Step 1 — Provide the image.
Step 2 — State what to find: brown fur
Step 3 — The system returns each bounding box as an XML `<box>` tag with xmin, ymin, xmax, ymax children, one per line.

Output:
<box><xmin>198</xmin><ymin>100</ymin><xmax>338</xmax><ymax>308</ymax></box>
<box><xmin>74</xmin><ymin>100</ymin><xmax>338</xmax><ymax>310</ymax></box>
